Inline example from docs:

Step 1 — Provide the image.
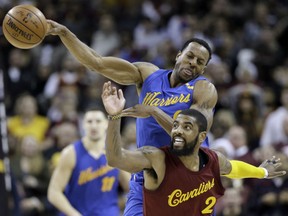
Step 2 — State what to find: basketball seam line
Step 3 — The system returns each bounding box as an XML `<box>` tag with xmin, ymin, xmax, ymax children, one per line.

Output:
<box><xmin>7</xmin><ymin>12</ymin><xmax>44</xmax><ymax>39</ymax></box>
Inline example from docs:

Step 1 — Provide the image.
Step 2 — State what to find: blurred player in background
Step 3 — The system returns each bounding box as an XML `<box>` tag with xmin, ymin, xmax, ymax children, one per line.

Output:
<box><xmin>47</xmin><ymin>108</ymin><xmax>130</xmax><ymax>216</ymax></box>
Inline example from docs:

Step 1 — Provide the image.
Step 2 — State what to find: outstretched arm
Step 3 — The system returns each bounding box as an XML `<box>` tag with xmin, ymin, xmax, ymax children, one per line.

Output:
<box><xmin>102</xmin><ymin>82</ymin><xmax>154</xmax><ymax>173</ymax></box>
<box><xmin>121</xmin><ymin>80</ymin><xmax>217</xmax><ymax>135</ymax></box>
<box><xmin>46</xmin><ymin>20</ymin><xmax>156</xmax><ymax>86</ymax></box>
<box><xmin>121</xmin><ymin>105</ymin><xmax>173</xmax><ymax>135</ymax></box>
<box><xmin>217</xmin><ymin>152</ymin><xmax>286</xmax><ymax>179</ymax></box>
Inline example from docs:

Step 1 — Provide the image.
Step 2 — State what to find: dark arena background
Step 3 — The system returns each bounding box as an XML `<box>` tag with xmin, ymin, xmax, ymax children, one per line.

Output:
<box><xmin>1</xmin><ymin>0</ymin><xmax>288</xmax><ymax>215</ymax></box>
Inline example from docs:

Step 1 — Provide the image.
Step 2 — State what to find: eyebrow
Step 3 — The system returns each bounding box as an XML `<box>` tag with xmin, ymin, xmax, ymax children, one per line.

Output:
<box><xmin>183</xmin><ymin>121</ymin><xmax>194</xmax><ymax>126</ymax></box>
<box><xmin>175</xmin><ymin>120</ymin><xmax>194</xmax><ymax>127</ymax></box>
<box><xmin>186</xmin><ymin>51</ymin><xmax>205</xmax><ymax>62</ymax></box>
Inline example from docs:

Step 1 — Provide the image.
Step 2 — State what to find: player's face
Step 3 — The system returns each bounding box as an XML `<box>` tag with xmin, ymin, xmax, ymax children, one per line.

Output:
<box><xmin>170</xmin><ymin>114</ymin><xmax>200</xmax><ymax>156</ymax></box>
<box><xmin>83</xmin><ymin>111</ymin><xmax>108</xmax><ymax>141</ymax></box>
<box><xmin>174</xmin><ymin>42</ymin><xmax>209</xmax><ymax>82</ymax></box>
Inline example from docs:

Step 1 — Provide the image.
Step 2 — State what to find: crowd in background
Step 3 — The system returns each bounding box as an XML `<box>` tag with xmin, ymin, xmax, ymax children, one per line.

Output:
<box><xmin>1</xmin><ymin>0</ymin><xmax>288</xmax><ymax>215</ymax></box>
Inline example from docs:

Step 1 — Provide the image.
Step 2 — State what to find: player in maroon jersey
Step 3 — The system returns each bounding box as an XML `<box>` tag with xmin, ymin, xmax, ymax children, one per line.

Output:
<box><xmin>102</xmin><ymin>81</ymin><xmax>286</xmax><ymax>216</ymax></box>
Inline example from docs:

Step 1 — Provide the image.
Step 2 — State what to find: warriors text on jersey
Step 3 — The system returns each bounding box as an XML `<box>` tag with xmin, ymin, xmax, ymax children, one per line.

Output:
<box><xmin>137</xmin><ymin>69</ymin><xmax>209</xmax><ymax>149</ymax></box>
<box><xmin>61</xmin><ymin>140</ymin><xmax>120</xmax><ymax>216</ymax></box>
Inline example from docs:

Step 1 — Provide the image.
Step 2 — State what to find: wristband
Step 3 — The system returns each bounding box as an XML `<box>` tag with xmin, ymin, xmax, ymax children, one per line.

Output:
<box><xmin>262</xmin><ymin>167</ymin><xmax>268</xmax><ymax>179</ymax></box>
<box><xmin>107</xmin><ymin>114</ymin><xmax>121</xmax><ymax>120</ymax></box>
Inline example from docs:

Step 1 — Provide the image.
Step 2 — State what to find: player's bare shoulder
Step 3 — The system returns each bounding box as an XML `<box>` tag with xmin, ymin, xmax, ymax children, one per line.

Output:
<box><xmin>61</xmin><ymin>144</ymin><xmax>75</xmax><ymax>157</ymax></box>
<box><xmin>194</xmin><ymin>79</ymin><xmax>217</xmax><ymax>94</ymax></box>
<box><xmin>59</xmin><ymin>144</ymin><xmax>76</xmax><ymax>169</ymax></box>
<box><xmin>214</xmin><ymin>150</ymin><xmax>231</xmax><ymax>175</ymax></box>
<box><xmin>133</xmin><ymin>62</ymin><xmax>159</xmax><ymax>81</ymax></box>
<box><xmin>193</xmin><ymin>79</ymin><xmax>218</xmax><ymax>108</ymax></box>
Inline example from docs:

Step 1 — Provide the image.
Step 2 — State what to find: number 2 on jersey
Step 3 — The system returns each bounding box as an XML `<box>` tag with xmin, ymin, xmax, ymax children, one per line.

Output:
<box><xmin>201</xmin><ymin>196</ymin><xmax>216</xmax><ymax>214</ymax></box>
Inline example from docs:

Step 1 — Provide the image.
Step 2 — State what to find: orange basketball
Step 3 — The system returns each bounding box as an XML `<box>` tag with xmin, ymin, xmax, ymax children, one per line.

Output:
<box><xmin>2</xmin><ymin>5</ymin><xmax>47</xmax><ymax>49</ymax></box>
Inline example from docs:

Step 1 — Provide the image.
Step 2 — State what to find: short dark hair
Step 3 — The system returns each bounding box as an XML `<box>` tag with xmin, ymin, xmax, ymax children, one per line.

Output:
<box><xmin>180</xmin><ymin>38</ymin><xmax>212</xmax><ymax>64</ymax></box>
<box><xmin>178</xmin><ymin>109</ymin><xmax>207</xmax><ymax>132</ymax></box>
<box><xmin>84</xmin><ymin>105</ymin><xmax>106</xmax><ymax>114</ymax></box>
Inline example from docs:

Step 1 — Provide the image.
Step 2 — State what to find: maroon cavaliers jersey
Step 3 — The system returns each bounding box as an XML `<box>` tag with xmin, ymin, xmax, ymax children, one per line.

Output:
<box><xmin>143</xmin><ymin>147</ymin><xmax>225</xmax><ymax>216</ymax></box>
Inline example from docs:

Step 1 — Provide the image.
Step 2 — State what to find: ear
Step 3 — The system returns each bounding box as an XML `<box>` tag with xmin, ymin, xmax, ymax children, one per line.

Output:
<box><xmin>201</xmin><ymin>66</ymin><xmax>207</xmax><ymax>74</ymax></box>
<box><xmin>198</xmin><ymin>131</ymin><xmax>207</xmax><ymax>144</ymax></box>
<box><xmin>175</xmin><ymin>51</ymin><xmax>181</xmax><ymax>61</ymax></box>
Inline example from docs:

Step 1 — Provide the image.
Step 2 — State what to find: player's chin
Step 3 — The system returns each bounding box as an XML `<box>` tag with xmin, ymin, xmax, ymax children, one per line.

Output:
<box><xmin>179</xmin><ymin>74</ymin><xmax>192</xmax><ymax>83</ymax></box>
<box><xmin>89</xmin><ymin>134</ymin><xmax>100</xmax><ymax>141</ymax></box>
<box><xmin>172</xmin><ymin>142</ymin><xmax>185</xmax><ymax>149</ymax></box>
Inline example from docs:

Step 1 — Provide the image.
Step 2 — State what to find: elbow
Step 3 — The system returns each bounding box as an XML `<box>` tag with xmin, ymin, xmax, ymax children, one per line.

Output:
<box><xmin>47</xmin><ymin>186</ymin><xmax>58</xmax><ymax>205</ymax></box>
<box><xmin>106</xmin><ymin>153</ymin><xmax>126</xmax><ymax>169</ymax></box>
<box><xmin>106</xmin><ymin>155</ymin><xmax>118</xmax><ymax>168</ymax></box>
<box><xmin>105</xmin><ymin>145</ymin><xmax>124</xmax><ymax>168</ymax></box>
<box><xmin>47</xmin><ymin>188</ymin><xmax>54</xmax><ymax>204</ymax></box>
<box><xmin>107</xmin><ymin>160</ymin><xmax>116</xmax><ymax>168</ymax></box>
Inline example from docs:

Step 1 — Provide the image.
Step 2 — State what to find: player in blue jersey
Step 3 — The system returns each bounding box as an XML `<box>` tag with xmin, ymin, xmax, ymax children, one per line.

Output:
<box><xmin>47</xmin><ymin>20</ymin><xmax>217</xmax><ymax>215</ymax></box>
<box><xmin>47</xmin><ymin>109</ymin><xmax>130</xmax><ymax>216</ymax></box>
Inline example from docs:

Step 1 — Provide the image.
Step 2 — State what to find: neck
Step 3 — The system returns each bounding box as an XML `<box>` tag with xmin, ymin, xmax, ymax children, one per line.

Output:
<box><xmin>169</xmin><ymin>71</ymin><xmax>200</xmax><ymax>88</ymax></box>
<box><xmin>179</xmin><ymin>148</ymin><xmax>200</xmax><ymax>171</ymax></box>
<box><xmin>82</xmin><ymin>136</ymin><xmax>105</xmax><ymax>153</ymax></box>
<box><xmin>169</xmin><ymin>72</ymin><xmax>181</xmax><ymax>88</ymax></box>
<box><xmin>21</xmin><ymin>115</ymin><xmax>34</xmax><ymax>124</ymax></box>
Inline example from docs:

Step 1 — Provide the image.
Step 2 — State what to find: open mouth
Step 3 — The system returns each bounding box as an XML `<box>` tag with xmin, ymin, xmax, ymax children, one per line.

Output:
<box><xmin>173</xmin><ymin>136</ymin><xmax>185</xmax><ymax>148</ymax></box>
<box><xmin>183</xmin><ymin>68</ymin><xmax>192</xmax><ymax>75</ymax></box>
<box><xmin>182</xmin><ymin>68</ymin><xmax>195</xmax><ymax>79</ymax></box>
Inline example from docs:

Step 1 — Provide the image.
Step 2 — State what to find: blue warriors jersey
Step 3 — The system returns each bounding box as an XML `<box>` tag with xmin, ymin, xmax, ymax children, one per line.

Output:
<box><xmin>137</xmin><ymin>69</ymin><xmax>209</xmax><ymax>149</ymax></box>
<box><xmin>60</xmin><ymin>140</ymin><xmax>120</xmax><ymax>216</ymax></box>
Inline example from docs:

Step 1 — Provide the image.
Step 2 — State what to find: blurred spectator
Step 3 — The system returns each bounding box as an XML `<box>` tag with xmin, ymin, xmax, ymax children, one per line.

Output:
<box><xmin>272</xmin><ymin>66</ymin><xmax>288</xmax><ymax>90</ymax></box>
<box><xmin>149</xmin><ymin>38</ymin><xmax>178</xmax><ymax>68</ymax></box>
<box><xmin>227</xmin><ymin>125</ymin><xmax>259</xmax><ymax>214</ymax></box>
<box><xmin>210</xmin><ymin>109</ymin><xmax>236</xmax><ymax>141</ymax></box>
<box><xmin>90</xmin><ymin>14</ymin><xmax>120</xmax><ymax>56</ymax></box>
<box><xmin>211</xmin><ymin>138</ymin><xmax>235</xmax><ymax>159</ymax></box>
<box><xmin>217</xmin><ymin>187</ymin><xmax>244</xmax><ymax>216</ymax></box>
<box><xmin>121</xmin><ymin>120</ymin><xmax>137</xmax><ymax>151</ymax></box>
<box><xmin>231</xmin><ymin>91</ymin><xmax>264</xmax><ymax>150</ymax></box>
<box><xmin>167</xmin><ymin>14</ymin><xmax>202</xmax><ymax>49</ymax></box>
<box><xmin>15</xmin><ymin>136</ymin><xmax>52</xmax><ymax>216</ymax></box>
<box><xmin>246</xmin><ymin>150</ymin><xmax>288</xmax><ymax>216</ymax></box>
<box><xmin>133</xmin><ymin>16</ymin><xmax>165</xmax><ymax>51</ymax></box>
<box><xmin>4</xmin><ymin>49</ymin><xmax>37</xmax><ymax>115</ymax></box>
<box><xmin>260</xmin><ymin>87</ymin><xmax>288</xmax><ymax>148</ymax></box>
<box><xmin>204</xmin><ymin>60</ymin><xmax>232</xmax><ymax>109</ymax></box>
<box><xmin>243</xmin><ymin>2</ymin><xmax>274</xmax><ymax>46</ymax></box>
<box><xmin>58</xmin><ymin>1</ymin><xmax>92</xmax><ymax>44</ymax></box>
<box><xmin>80</xmin><ymin>73</ymin><xmax>111</xmax><ymax>113</ymax></box>
<box><xmin>226</xmin><ymin>53</ymin><xmax>267</xmax><ymax>148</ymax></box>
<box><xmin>43</xmin><ymin>122</ymin><xmax>80</xmax><ymax>163</ymax></box>
<box><xmin>228</xmin><ymin>50</ymin><xmax>265</xmax><ymax>118</ymax></box>
<box><xmin>227</xmin><ymin>125</ymin><xmax>255</xmax><ymax>162</ymax></box>
<box><xmin>43</xmin><ymin>53</ymin><xmax>89</xmax><ymax>101</ymax></box>
<box><xmin>46</xmin><ymin>88</ymin><xmax>80</xmax><ymax>128</ymax></box>
<box><xmin>7</xmin><ymin>94</ymin><xmax>50</xmax><ymax>144</ymax></box>
<box><xmin>262</xmin><ymin>86</ymin><xmax>278</xmax><ymax>117</ymax></box>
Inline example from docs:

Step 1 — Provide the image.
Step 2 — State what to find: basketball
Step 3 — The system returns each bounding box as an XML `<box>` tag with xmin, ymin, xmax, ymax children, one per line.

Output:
<box><xmin>2</xmin><ymin>5</ymin><xmax>47</xmax><ymax>49</ymax></box>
